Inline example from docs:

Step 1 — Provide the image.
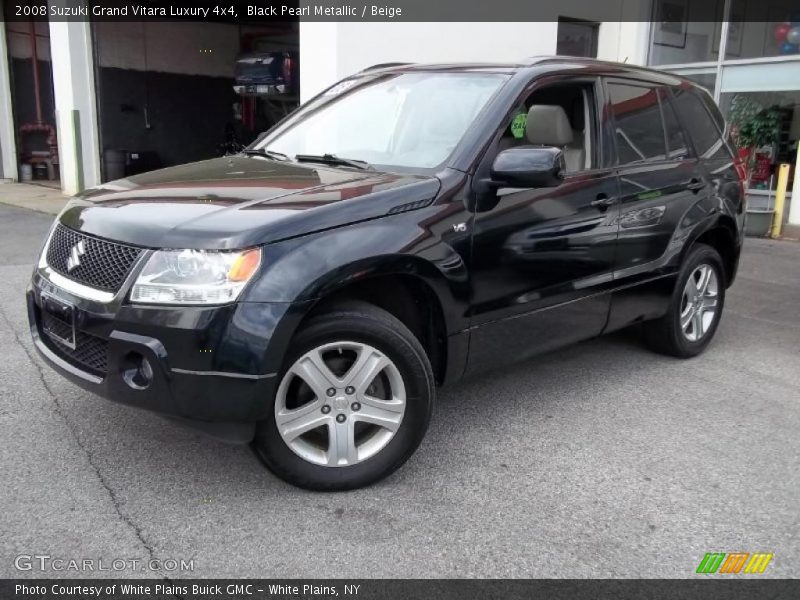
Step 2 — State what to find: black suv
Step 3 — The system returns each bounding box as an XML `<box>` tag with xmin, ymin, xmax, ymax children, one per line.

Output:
<box><xmin>27</xmin><ymin>58</ymin><xmax>745</xmax><ymax>490</ymax></box>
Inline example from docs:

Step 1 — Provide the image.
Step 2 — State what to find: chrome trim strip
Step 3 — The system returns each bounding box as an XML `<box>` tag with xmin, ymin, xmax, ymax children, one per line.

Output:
<box><xmin>171</xmin><ymin>368</ymin><xmax>277</xmax><ymax>380</ymax></box>
<box><xmin>31</xmin><ymin>331</ymin><xmax>104</xmax><ymax>384</ymax></box>
<box><xmin>38</xmin><ymin>228</ymin><xmax>152</xmax><ymax>304</ymax></box>
<box><xmin>37</xmin><ymin>222</ymin><xmax>57</xmax><ymax>268</ymax></box>
<box><xmin>43</xmin><ymin>268</ymin><xmax>116</xmax><ymax>303</ymax></box>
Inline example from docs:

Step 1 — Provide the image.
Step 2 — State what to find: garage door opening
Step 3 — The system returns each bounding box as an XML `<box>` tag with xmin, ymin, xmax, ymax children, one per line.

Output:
<box><xmin>93</xmin><ymin>21</ymin><xmax>299</xmax><ymax>182</ymax></box>
<box><xmin>5</xmin><ymin>20</ymin><xmax>60</xmax><ymax>188</ymax></box>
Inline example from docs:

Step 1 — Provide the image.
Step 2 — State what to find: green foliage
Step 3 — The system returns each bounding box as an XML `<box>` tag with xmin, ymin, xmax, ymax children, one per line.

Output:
<box><xmin>729</xmin><ymin>96</ymin><xmax>783</xmax><ymax>151</ymax></box>
<box><xmin>727</xmin><ymin>94</ymin><xmax>762</xmax><ymax>132</ymax></box>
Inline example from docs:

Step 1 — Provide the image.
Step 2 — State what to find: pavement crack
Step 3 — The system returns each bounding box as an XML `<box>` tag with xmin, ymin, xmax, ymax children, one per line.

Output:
<box><xmin>0</xmin><ymin>304</ymin><xmax>159</xmax><ymax>565</ymax></box>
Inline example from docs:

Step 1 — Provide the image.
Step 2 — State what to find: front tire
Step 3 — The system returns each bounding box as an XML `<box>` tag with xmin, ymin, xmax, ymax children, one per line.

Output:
<box><xmin>253</xmin><ymin>302</ymin><xmax>434</xmax><ymax>491</ymax></box>
<box><xmin>643</xmin><ymin>243</ymin><xmax>726</xmax><ymax>358</ymax></box>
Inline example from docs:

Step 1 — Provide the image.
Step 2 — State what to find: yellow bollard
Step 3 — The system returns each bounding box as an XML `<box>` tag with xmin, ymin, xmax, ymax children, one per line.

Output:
<box><xmin>771</xmin><ymin>163</ymin><xmax>791</xmax><ymax>239</ymax></box>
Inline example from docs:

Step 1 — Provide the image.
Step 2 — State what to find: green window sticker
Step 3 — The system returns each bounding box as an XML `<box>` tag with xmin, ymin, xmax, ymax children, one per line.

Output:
<box><xmin>637</xmin><ymin>190</ymin><xmax>663</xmax><ymax>201</ymax></box>
<box><xmin>510</xmin><ymin>113</ymin><xmax>527</xmax><ymax>140</ymax></box>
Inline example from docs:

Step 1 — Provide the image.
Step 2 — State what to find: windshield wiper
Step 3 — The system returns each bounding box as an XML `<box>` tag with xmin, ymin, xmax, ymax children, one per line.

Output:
<box><xmin>294</xmin><ymin>153</ymin><xmax>372</xmax><ymax>170</ymax></box>
<box><xmin>241</xmin><ymin>148</ymin><xmax>291</xmax><ymax>161</ymax></box>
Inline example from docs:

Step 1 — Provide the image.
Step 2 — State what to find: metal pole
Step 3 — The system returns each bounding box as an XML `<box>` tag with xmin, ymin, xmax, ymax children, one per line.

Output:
<box><xmin>771</xmin><ymin>163</ymin><xmax>791</xmax><ymax>238</ymax></box>
<box><xmin>788</xmin><ymin>149</ymin><xmax>800</xmax><ymax>226</ymax></box>
<box><xmin>714</xmin><ymin>0</ymin><xmax>732</xmax><ymax>104</ymax></box>
<box><xmin>29</xmin><ymin>21</ymin><xmax>43</xmax><ymax>124</ymax></box>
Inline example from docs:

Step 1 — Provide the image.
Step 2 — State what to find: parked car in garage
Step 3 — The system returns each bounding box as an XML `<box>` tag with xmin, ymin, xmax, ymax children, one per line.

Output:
<box><xmin>27</xmin><ymin>58</ymin><xmax>745</xmax><ymax>490</ymax></box>
<box><xmin>233</xmin><ymin>51</ymin><xmax>298</xmax><ymax>96</ymax></box>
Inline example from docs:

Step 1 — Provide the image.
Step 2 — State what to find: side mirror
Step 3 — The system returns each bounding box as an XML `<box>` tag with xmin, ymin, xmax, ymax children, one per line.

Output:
<box><xmin>490</xmin><ymin>146</ymin><xmax>565</xmax><ymax>189</ymax></box>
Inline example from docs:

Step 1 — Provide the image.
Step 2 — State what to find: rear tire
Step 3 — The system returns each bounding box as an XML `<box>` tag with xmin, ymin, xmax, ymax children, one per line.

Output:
<box><xmin>643</xmin><ymin>243</ymin><xmax>726</xmax><ymax>358</ymax></box>
<box><xmin>253</xmin><ymin>302</ymin><xmax>434</xmax><ymax>491</ymax></box>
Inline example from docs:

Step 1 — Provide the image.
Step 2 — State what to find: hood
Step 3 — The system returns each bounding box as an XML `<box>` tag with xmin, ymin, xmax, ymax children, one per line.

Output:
<box><xmin>60</xmin><ymin>156</ymin><xmax>441</xmax><ymax>249</ymax></box>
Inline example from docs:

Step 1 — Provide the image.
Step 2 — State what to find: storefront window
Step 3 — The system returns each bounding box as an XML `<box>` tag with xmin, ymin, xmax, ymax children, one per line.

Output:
<box><xmin>649</xmin><ymin>1</ymin><xmax>724</xmax><ymax>65</ymax></box>
<box><xmin>725</xmin><ymin>2</ymin><xmax>800</xmax><ymax>60</ymax></box>
<box><xmin>647</xmin><ymin>1</ymin><xmax>800</xmax><ymax>207</ymax></box>
<box><xmin>720</xmin><ymin>91</ymin><xmax>799</xmax><ymax>193</ymax></box>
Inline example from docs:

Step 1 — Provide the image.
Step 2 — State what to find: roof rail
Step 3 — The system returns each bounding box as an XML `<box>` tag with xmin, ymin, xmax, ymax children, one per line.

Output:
<box><xmin>360</xmin><ymin>62</ymin><xmax>415</xmax><ymax>72</ymax></box>
<box><xmin>523</xmin><ymin>55</ymin><xmax>694</xmax><ymax>81</ymax></box>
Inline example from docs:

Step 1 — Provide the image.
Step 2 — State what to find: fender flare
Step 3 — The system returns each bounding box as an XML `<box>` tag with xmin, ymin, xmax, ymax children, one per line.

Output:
<box><xmin>679</xmin><ymin>212</ymin><xmax>739</xmax><ymax>280</ymax></box>
<box><xmin>244</xmin><ymin>219</ymin><xmax>470</xmax><ymax>391</ymax></box>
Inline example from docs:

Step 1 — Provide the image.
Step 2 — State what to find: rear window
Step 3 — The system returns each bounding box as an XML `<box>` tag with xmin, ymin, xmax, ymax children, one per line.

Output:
<box><xmin>670</xmin><ymin>87</ymin><xmax>732</xmax><ymax>161</ymax></box>
<box><xmin>607</xmin><ymin>83</ymin><xmax>668</xmax><ymax>164</ymax></box>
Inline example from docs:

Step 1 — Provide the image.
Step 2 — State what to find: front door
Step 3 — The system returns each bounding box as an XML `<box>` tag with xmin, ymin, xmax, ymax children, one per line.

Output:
<box><xmin>465</xmin><ymin>76</ymin><xmax>620</xmax><ymax>375</ymax></box>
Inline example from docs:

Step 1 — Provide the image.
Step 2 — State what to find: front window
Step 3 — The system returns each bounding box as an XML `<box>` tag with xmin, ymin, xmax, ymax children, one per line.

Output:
<box><xmin>257</xmin><ymin>72</ymin><xmax>509</xmax><ymax>170</ymax></box>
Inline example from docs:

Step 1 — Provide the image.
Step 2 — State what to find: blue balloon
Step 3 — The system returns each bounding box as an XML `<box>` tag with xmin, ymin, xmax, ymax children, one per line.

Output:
<box><xmin>779</xmin><ymin>41</ymin><xmax>799</xmax><ymax>54</ymax></box>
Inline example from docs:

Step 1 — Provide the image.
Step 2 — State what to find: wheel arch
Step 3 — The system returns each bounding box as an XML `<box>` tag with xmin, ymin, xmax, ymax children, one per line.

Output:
<box><xmin>245</xmin><ymin>214</ymin><xmax>471</xmax><ymax>387</ymax></box>
<box><xmin>687</xmin><ymin>214</ymin><xmax>740</xmax><ymax>287</ymax></box>
<box><xmin>299</xmin><ymin>269</ymin><xmax>451</xmax><ymax>386</ymax></box>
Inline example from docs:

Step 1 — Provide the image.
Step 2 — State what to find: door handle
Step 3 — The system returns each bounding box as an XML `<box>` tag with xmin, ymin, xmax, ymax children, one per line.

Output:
<box><xmin>591</xmin><ymin>194</ymin><xmax>617</xmax><ymax>211</ymax></box>
<box><xmin>685</xmin><ymin>178</ymin><xmax>705</xmax><ymax>192</ymax></box>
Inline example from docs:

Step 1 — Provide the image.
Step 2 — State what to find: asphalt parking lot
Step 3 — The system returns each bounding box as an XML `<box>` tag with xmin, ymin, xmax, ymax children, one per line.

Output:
<box><xmin>0</xmin><ymin>202</ymin><xmax>798</xmax><ymax>579</ymax></box>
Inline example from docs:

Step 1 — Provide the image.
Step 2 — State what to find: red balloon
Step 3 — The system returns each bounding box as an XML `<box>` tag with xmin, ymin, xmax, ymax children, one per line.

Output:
<box><xmin>775</xmin><ymin>22</ymin><xmax>791</xmax><ymax>42</ymax></box>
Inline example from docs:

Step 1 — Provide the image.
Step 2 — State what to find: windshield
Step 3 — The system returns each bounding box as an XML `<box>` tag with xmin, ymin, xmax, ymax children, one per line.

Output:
<box><xmin>257</xmin><ymin>72</ymin><xmax>509</xmax><ymax>170</ymax></box>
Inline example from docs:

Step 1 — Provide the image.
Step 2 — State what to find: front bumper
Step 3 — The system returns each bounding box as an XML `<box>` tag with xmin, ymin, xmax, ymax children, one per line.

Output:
<box><xmin>27</xmin><ymin>273</ymin><xmax>304</xmax><ymax>443</ymax></box>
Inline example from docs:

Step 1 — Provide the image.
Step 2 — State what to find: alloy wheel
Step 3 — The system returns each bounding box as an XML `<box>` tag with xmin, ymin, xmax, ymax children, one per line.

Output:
<box><xmin>680</xmin><ymin>263</ymin><xmax>719</xmax><ymax>342</ymax></box>
<box><xmin>275</xmin><ymin>341</ymin><xmax>406</xmax><ymax>467</ymax></box>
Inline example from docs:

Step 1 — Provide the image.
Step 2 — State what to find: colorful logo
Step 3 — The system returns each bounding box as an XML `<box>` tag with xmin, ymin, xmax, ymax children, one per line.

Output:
<box><xmin>696</xmin><ymin>552</ymin><xmax>773</xmax><ymax>574</ymax></box>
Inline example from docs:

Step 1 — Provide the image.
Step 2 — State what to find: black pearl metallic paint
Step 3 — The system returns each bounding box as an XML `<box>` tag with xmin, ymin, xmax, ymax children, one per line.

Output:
<box><xmin>27</xmin><ymin>59</ymin><xmax>744</xmax><ymax>442</ymax></box>
<box><xmin>490</xmin><ymin>146</ymin><xmax>565</xmax><ymax>188</ymax></box>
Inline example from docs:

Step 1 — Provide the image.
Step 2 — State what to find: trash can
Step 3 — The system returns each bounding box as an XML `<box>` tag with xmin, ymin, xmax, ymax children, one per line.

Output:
<box><xmin>19</xmin><ymin>163</ymin><xmax>33</xmax><ymax>182</ymax></box>
<box><xmin>104</xmin><ymin>149</ymin><xmax>126</xmax><ymax>182</ymax></box>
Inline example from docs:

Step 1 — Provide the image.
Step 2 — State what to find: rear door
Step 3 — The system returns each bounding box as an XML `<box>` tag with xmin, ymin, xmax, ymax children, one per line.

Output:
<box><xmin>604</xmin><ymin>78</ymin><xmax>710</xmax><ymax>330</ymax></box>
<box><xmin>670</xmin><ymin>85</ymin><xmax>744</xmax><ymax>220</ymax></box>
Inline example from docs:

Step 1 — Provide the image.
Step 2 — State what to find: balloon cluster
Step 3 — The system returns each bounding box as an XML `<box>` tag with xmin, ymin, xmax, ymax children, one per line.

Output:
<box><xmin>774</xmin><ymin>21</ymin><xmax>800</xmax><ymax>54</ymax></box>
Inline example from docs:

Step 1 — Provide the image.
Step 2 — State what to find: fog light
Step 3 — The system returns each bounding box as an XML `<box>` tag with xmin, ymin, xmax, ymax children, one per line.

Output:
<box><xmin>121</xmin><ymin>352</ymin><xmax>153</xmax><ymax>390</ymax></box>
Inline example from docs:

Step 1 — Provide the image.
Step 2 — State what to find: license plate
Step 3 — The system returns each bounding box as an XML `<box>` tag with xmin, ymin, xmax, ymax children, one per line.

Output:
<box><xmin>41</xmin><ymin>292</ymin><xmax>77</xmax><ymax>350</ymax></box>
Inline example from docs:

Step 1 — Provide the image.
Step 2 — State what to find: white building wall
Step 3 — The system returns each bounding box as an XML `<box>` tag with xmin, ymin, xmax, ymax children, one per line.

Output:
<box><xmin>0</xmin><ymin>25</ymin><xmax>18</xmax><ymax>180</ymax></box>
<box><xmin>598</xmin><ymin>22</ymin><xmax>651</xmax><ymax>65</ymax></box>
<box><xmin>299</xmin><ymin>22</ymin><xmax>340</xmax><ymax>104</ymax></box>
<box><xmin>49</xmin><ymin>20</ymin><xmax>102</xmax><ymax>195</ymax></box>
<box><xmin>300</xmin><ymin>16</ymin><xmax>651</xmax><ymax>102</ymax></box>
<box><xmin>334</xmin><ymin>21</ymin><xmax>559</xmax><ymax>75</ymax></box>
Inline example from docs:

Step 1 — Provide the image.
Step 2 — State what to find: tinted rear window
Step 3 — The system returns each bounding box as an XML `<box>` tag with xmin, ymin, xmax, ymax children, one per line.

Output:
<box><xmin>670</xmin><ymin>87</ymin><xmax>731</xmax><ymax>161</ymax></box>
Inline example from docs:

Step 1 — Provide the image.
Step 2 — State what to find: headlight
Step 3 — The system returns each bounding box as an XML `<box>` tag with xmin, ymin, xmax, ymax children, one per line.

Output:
<box><xmin>130</xmin><ymin>248</ymin><xmax>261</xmax><ymax>305</ymax></box>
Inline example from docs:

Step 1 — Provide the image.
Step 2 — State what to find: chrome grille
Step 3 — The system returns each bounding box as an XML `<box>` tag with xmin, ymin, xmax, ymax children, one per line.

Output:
<box><xmin>45</xmin><ymin>224</ymin><xmax>142</xmax><ymax>292</ymax></box>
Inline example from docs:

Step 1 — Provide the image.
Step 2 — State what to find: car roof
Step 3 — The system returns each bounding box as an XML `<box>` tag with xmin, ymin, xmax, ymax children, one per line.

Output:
<box><xmin>361</xmin><ymin>56</ymin><xmax>693</xmax><ymax>88</ymax></box>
